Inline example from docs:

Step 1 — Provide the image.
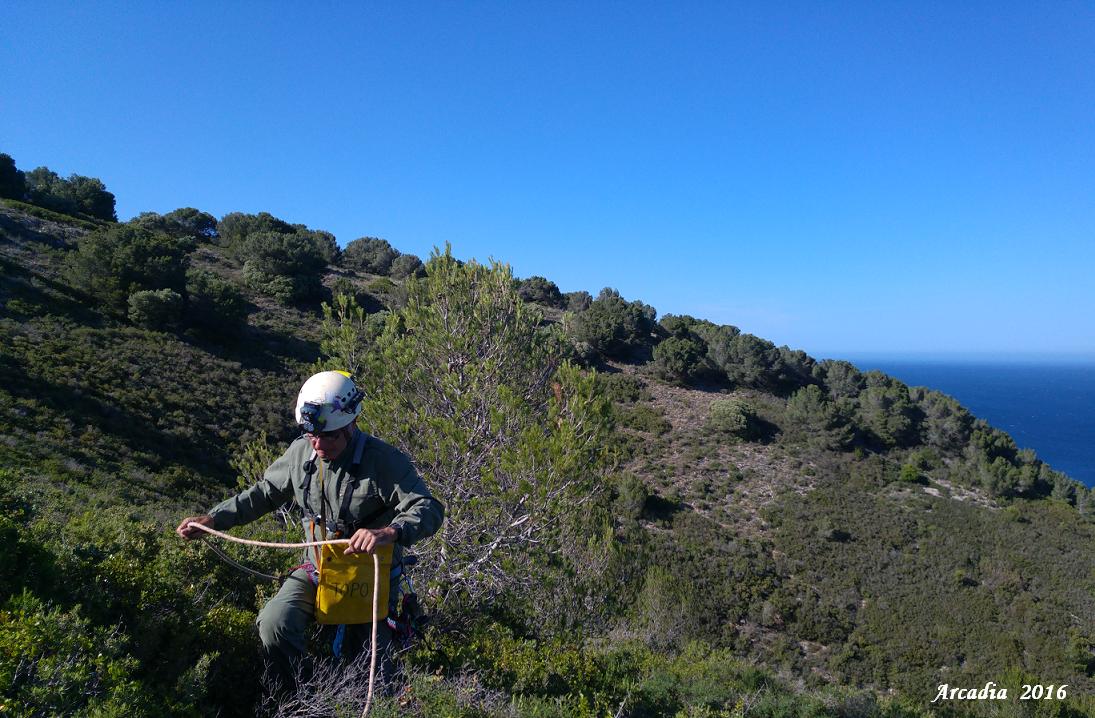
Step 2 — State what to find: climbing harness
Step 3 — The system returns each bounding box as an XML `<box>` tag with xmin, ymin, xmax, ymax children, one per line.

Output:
<box><xmin>187</xmin><ymin>522</ymin><xmax>385</xmax><ymax>718</ymax></box>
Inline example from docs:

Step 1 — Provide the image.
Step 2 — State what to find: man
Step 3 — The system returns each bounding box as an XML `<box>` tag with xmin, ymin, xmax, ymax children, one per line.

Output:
<box><xmin>177</xmin><ymin>370</ymin><xmax>444</xmax><ymax>694</ymax></box>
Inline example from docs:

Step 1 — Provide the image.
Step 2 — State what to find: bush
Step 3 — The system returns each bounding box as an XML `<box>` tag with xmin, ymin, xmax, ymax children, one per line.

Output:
<box><xmin>816</xmin><ymin>359</ymin><xmax>864</xmax><ymax>399</ymax></box>
<box><xmin>632</xmin><ymin>566</ymin><xmax>693</xmax><ymax>651</ymax></box>
<box><xmin>185</xmin><ymin>267</ymin><xmax>246</xmax><ymax>334</ymax></box>
<box><xmin>518</xmin><ymin>276</ymin><xmax>564</xmax><ymax>308</ymax></box>
<box><xmin>0</xmin><ymin>590</ymin><xmax>152</xmax><ymax>716</ymax></box>
<box><xmin>217</xmin><ymin>211</ymin><xmax>294</xmax><ymax>249</ymax></box>
<box><xmin>653</xmin><ymin>335</ymin><xmax>708</xmax><ymax>384</ymax></box>
<box><xmin>238</xmin><ymin>230</ymin><xmax>329</xmax><ymax>303</ymax></box>
<box><xmin>241</xmin><ymin>261</ymin><xmax>302</xmax><ymax>304</ymax></box>
<box><xmin>565</xmin><ymin>290</ymin><xmax>592</xmax><ymax>312</ymax></box>
<box><xmin>390</xmin><ymin>253</ymin><xmax>425</xmax><ymax>279</ymax></box>
<box><xmin>23</xmin><ymin>166</ymin><xmax>116</xmax><ymax>220</ymax></box>
<box><xmin>218</xmin><ymin>211</ymin><xmax>337</xmax><ymax>264</ymax></box>
<box><xmin>131</xmin><ymin>207</ymin><xmax>218</xmax><ymax>242</ymax></box>
<box><xmin>785</xmin><ymin>384</ymin><xmax>853</xmax><ymax>449</ymax></box>
<box><xmin>596</xmin><ymin>373</ymin><xmax>648</xmax><ymax>404</ymax></box>
<box><xmin>343</xmin><ymin>236</ymin><xmax>399</xmax><ymax>274</ymax></box>
<box><xmin>128</xmin><ymin>288</ymin><xmax>183</xmax><ymax>329</ymax></box>
<box><xmin>618</xmin><ymin>404</ymin><xmax>672</xmax><ymax>435</ymax></box>
<box><xmin>0</xmin><ymin>152</ymin><xmax>26</xmax><ymax>200</ymax></box>
<box><xmin>910</xmin><ymin>387</ymin><xmax>973</xmax><ymax>453</ymax></box>
<box><xmin>66</xmin><ymin>224</ymin><xmax>192</xmax><ymax>310</ymax></box>
<box><xmin>856</xmin><ymin>371</ymin><xmax>922</xmax><ymax>448</ymax></box>
<box><xmin>570</xmin><ymin>288</ymin><xmax>656</xmax><ymax>361</ymax></box>
<box><xmin>706</xmin><ymin>399</ymin><xmax>757</xmax><ymax>439</ymax></box>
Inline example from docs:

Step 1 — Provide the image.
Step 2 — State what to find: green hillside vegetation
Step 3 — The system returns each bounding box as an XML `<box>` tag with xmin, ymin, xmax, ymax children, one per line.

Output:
<box><xmin>0</xmin><ymin>151</ymin><xmax>1093</xmax><ymax>717</ymax></box>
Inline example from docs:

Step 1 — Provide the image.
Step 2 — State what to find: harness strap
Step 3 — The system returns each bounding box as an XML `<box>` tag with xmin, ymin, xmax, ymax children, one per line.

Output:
<box><xmin>302</xmin><ymin>432</ymin><xmax>372</xmax><ymax>537</ymax></box>
<box><xmin>334</xmin><ymin>432</ymin><xmax>369</xmax><ymax>534</ymax></box>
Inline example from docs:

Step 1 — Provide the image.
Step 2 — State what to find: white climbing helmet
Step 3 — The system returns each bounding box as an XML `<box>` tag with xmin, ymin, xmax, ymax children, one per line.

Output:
<box><xmin>294</xmin><ymin>371</ymin><xmax>363</xmax><ymax>434</ymax></box>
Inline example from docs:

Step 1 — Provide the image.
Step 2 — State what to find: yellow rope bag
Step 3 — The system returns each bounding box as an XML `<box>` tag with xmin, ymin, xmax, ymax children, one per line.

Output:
<box><xmin>315</xmin><ymin>543</ymin><xmax>393</xmax><ymax>624</ymax></box>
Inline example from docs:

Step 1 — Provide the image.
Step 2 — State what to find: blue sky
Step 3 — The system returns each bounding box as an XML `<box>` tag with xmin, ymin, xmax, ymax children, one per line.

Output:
<box><xmin>3</xmin><ymin>2</ymin><xmax>1093</xmax><ymax>359</ymax></box>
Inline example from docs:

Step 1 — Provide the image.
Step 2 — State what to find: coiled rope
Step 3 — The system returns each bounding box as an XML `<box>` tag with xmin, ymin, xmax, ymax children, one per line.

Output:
<box><xmin>186</xmin><ymin>522</ymin><xmax>382</xmax><ymax>718</ymax></box>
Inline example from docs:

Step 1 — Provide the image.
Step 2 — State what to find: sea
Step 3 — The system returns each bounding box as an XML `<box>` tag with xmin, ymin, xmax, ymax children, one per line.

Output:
<box><xmin>837</xmin><ymin>357</ymin><xmax>1095</xmax><ymax>488</ymax></box>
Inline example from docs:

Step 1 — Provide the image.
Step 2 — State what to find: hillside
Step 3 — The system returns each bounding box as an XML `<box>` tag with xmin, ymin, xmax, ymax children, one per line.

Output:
<box><xmin>1</xmin><ymin>192</ymin><xmax>1094</xmax><ymax>718</ymax></box>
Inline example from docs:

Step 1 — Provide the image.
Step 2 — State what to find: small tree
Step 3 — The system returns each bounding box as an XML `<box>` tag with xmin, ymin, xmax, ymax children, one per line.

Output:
<box><xmin>569</xmin><ymin>287</ymin><xmax>656</xmax><ymax>360</ymax></box>
<box><xmin>164</xmin><ymin>207</ymin><xmax>218</xmax><ymax>240</ymax></box>
<box><xmin>66</xmin><ymin>225</ymin><xmax>191</xmax><ymax>310</ymax></box>
<box><xmin>517</xmin><ymin>276</ymin><xmax>564</xmax><ymax>308</ymax></box>
<box><xmin>352</xmin><ymin>247</ymin><xmax>614</xmax><ymax>607</ymax></box>
<box><xmin>816</xmin><ymin>359</ymin><xmax>864</xmax><ymax>399</ymax></box>
<box><xmin>342</xmin><ymin>237</ymin><xmax>399</xmax><ymax>275</ymax></box>
<box><xmin>185</xmin><ymin>267</ymin><xmax>246</xmax><ymax>335</ymax></box>
<box><xmin>0</xmin><ymin>152</ymin><xmax>26</xmax><ymax>200</ymax></box>
<box><xmin>316</xmin><ymin>292</ymin><xmax>373</xmax><ymax>378</ymax></box>
<box><xmin>68</xmin><ymin>175</ymin><xmax>116</xmax><ymax>221</ymax></box>
<box><xmin>706</xmin><ymin>398</ymin><xmax>757</xmax><ymax>439</ymax></box>
<box><xmin>785</xmin><ymin>384</ymin><xmax>853</xmax><ymax>449</ymax></box>
<box><xmin>134</xmin><ymin>208</ymin><xmax>219</xmax><ymax>241</ymax></box>
<box><xmin>653</xmin><ymin>335</ymin><xmax>707</xmax><ymax>384</ymax></box>
<box><xmin>238</xmin><ymin>231</ymin><xmax>328</xmax><ymax>304</ymax></box>
<box><xmin>218</xmin><ymin>211</ymin><xmax>294</xmax><ymax>252</ymax></box>
<box><xmin>564</xmin><ymin>290</ymin><xmax>592</xmax><ymax>312</ymax></box>
<box><xmin>389</xmin><ymin>253</ymin><xmax>425</xmax><ymax>279</ymax></box>
<box><xmin>24</xmin><ymin>167</ymin><xmax>76</xmax><ymax>215</ymax></box>
<box><xmin>128</xmin><ymin>288</ymin><xmax>183</xmax><ymax>329</ymax></box>
<box><xmin>23</xmin><ymin>167</ymin><xmax>115</xmax><ymax>220</ymax></box>
<box><xmin>856</xmin><ymin>372</ymin><xmax>922</xmax><ymax>448</ymax></box>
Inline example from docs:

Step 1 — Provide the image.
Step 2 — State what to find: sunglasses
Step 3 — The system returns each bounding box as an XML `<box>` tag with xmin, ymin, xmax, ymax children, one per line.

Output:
<box><xmin>305</xmin><ymin>428</ymin><xmax>343</xmax><ymax>440</ymax></box>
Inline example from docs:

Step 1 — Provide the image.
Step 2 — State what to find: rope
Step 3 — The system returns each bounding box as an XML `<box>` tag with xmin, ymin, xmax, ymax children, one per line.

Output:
<box><xmin>365</xmin><ymin>551</ymin><xmax>380</xmax><ymax>717</ymax></box>
<box><xmin>200</xmin><ymin>538</ymin><xmax>281</xmax><ymax>581</ymax></box>
<box><xmin>187</xmin><ymin>522</ymin><xmax>381</xmax><ymax>718</ymax></box>
<box><xmin>187</xmin><ymin>522</ymin><xmax>351</xmax><ymax>548</ymax></box>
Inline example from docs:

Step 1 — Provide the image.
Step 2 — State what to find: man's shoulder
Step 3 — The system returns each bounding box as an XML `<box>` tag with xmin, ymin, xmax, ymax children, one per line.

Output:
<box><xmin>281</xmin><ymin>435</ymin><xmax>313</xmax><ymax>461</ymax></box>
<box><xmin>364</xmin><ymin>434</ymin><xmax>412</xmax><ymax>472</ymax></box>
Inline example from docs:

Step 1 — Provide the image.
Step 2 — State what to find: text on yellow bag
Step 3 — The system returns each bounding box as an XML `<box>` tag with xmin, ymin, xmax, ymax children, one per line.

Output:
<box><xmin>315</xmin><ymin>543</ymin><xmax>393</xmax><ymax>625</ymax></box>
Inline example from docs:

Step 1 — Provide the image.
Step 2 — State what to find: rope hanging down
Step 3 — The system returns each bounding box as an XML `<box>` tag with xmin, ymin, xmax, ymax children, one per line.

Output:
<box><xmin>186</xmin><ymin>522</ymin><xmax>383</xmax><ymax>718</ymax></box>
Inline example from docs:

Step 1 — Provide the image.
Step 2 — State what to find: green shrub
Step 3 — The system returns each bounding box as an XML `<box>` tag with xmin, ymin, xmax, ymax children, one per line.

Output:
<box><xmin>785</xmin><ymin>385</ymin><xmax>854</xmax><ymax>449</ymax></box>
<box><xmin>0</xmin><ymin>590</ymin><xmax>153</xmax><ymax>715</ymax></box>
<box><xmin>390</xmin><ymin>252</ymin><xmax>425</xmax><ymax>279</ymax></box>
<box><xmin>131</xmin><ymin>207</ymin><xmax>218</xmax><ymax>242</ymax></box>
<box><xmin>856</xmin><ymin>372</ymin><xmax>922</xmax><ymax>448</ymax></box>
<box><xmin>238</xmin><ymin>227</ymin><xmax>329</xmax><ymax>304</ymax></box>
<box><xmin>127</xmin><ymin>288</ymin><xmax>183</xmax><ymax>329</ymax></box>
<box><xmin>816</xmin><ymin>359</ymin><xmax>865</xmax><ymax>399</ymax></box>
<box><xmin>343</xmin><ymin>236</ymin><xmax>399</xmax><ymax>274</ymax></box>
<box><xmin>564</xmin><ymin>290</ymin><xmax>592</xmax><ymax>312</ymax></box>
<box><xmin>706</xmin><ymin>398</ymin><xmax>757</xmax><ymax>439</ymax></box>
<box><xmin>185</xmin><ymin>267</ymin><xmax>246</xmax><ymax>334</ymax></box>
<box><xmin>653</xmin><ymin>335</ymin><xmax>708</xmax><ymax>384</ymax></box>
<box><xmin>0</xmin><ymin>152</ymin><xmax>25</xmax><ymax>200</ymax></box>
<box><xmin>24</xmin><ymin>166</ymin><xmax>117</xmax><ymax>221</ymax></box>
<box><xmin>619</xmin><ymin>404</ymin><xmax>672</xmax><ymax>434</ymax></box>
<box><xmin>518</xmin><ymin>276</ymin><xmax>565</xmax><ymax>308</ymax></box>
<box><xmin>898</xmin><ymin>463</ymin><xmax>922</xmax><ymax>483</ymax></box>
<box><xmin>569</xmin><ymin>288</ymin><xmax>656</xmax><ymax>361</ymax></box>
<box><xmin>66</xmin><ymin>224</ymin><xmax>192</xmax><ymax>310</ymax></box>
<box><xmin>597</xmin><ymin>372</ymin><xmax>648</xmax><ymax>404</ymax></box>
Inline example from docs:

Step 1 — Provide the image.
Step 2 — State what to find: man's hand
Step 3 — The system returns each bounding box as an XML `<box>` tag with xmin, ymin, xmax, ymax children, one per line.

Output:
<box><xmin>344</xmin><ymin>526</ymin><xmax>398</xmax><ymax>555</ymax></box>
<box><xmin>176</xmin><ymin>514</ymin><xmax>214</xmax><ymax>540</ymax></box>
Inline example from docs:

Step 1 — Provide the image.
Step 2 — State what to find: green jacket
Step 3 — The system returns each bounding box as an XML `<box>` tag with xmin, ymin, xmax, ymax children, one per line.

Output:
<box><xmin>208</xmin><ymin>431</ymin><xmax>444</xmax><ymax>552</ymax></box>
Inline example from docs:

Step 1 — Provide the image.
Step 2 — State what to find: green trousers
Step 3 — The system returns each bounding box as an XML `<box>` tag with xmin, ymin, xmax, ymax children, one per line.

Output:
<box><xmin>256</xmin><ymin>567</ymin><xmax>396</xmax><ymax>695</ymax></box>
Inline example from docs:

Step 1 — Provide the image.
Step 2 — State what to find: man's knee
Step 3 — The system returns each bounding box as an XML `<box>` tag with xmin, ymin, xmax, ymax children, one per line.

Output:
<box><xmin>257</xmin><ymin>603</ymin><xmax>296</xmax><ymax>649</ymax></box>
